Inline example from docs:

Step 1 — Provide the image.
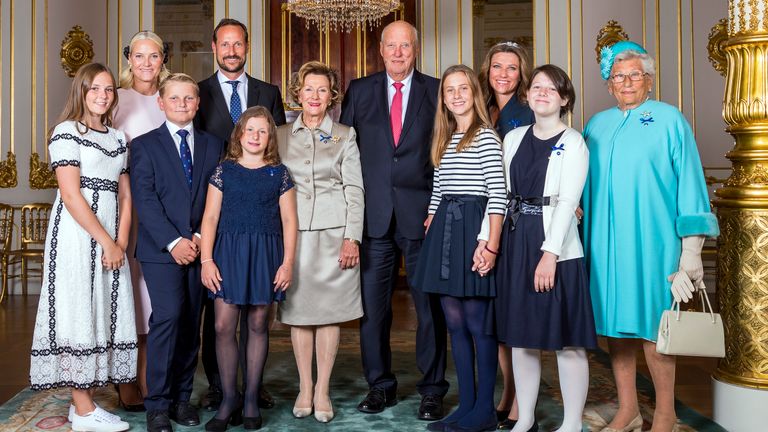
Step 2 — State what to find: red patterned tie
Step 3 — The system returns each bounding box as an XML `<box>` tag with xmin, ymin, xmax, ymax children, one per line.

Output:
<box><xmin>390</xmin><ymin>82</ymin><xmax>404</xmax><ymax>147</ymax></box>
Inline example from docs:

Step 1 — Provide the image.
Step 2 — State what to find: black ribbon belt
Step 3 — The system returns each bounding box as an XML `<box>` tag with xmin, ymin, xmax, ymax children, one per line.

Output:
<box><xmin>506</xmin><ymin>194</ymin><xmax>551</xmax><ymax>232</ymax></box>
<box><xmin>440</xmin><ymin>195</ymin><xmax>466</xmax><ymax>280</ymax></box>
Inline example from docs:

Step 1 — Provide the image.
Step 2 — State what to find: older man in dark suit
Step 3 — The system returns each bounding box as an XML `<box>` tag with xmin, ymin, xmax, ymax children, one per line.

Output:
<box><xmin>193</xmin><ymin>18</ymin><xmax>287</xmax><ymax>411</ymax></box>
<box><xmin>340</xmin><ymin>20</ymin><xmax>448</xmax><ymax>421</ymax></box>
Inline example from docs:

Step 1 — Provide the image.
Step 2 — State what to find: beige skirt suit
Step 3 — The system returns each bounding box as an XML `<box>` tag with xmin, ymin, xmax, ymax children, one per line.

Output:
<box><xmin>277</xmin><ymin>114</ymin><xmax>365</xmax><ymax>325</ymax></box>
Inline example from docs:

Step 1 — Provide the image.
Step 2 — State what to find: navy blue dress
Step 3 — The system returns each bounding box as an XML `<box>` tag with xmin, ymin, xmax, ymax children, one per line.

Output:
<box><xmin>494</xmin><ymin>96</ymin><xmax>535</xmax><ymax>140</ymax></box>
<box><xmin>209</xmin><ymin>160</ymin><xmax>294</xmax><ymax>305</ymax></box>
<box><xmin>495</xmin><ymin>128</ymin><xmax>597</xmax><ymax>350</ymax></box>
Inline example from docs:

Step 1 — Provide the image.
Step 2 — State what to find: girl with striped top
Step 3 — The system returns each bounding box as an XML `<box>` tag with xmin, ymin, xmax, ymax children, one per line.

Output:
<box><xmin>413</xmin><ymin>64</ymin><xmax>506</xmax><ymax>432</ymax></box>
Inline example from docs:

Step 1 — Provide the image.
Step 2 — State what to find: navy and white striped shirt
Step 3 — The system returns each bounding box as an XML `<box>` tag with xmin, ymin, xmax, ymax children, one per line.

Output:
<box><xmin>428</xmin><ymin>127</ymin><xmax>506</xmax><ymax>215</ymax></box>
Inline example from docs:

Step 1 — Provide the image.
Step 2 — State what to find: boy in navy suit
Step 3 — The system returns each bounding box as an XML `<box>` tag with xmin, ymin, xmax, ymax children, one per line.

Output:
<box><xmin>130</xmin><ymin>73</ymin><xmax>224</xmax><ymax>432</ymax></box>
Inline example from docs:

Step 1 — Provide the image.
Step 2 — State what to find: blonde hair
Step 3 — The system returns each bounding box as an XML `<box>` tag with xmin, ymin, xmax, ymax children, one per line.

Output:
<box><xmin>49</xmin><ymin>63</ymin><xmax>118</xmax><ymax>139</ymax></box>
<box><xmin>431</xmin><ymin>65</ymin><xmax>494</xmax><ymax>166</ymax></box>
<box><xmin>227</xmin><ymin>106</ymin><xmax>280</xmax><ymax>166</ymax></box>
<box><xmin>158</xmin><ymin>73</ymin><xmax>199</xmax><ymax>97</ymax></box>
<box><xmin>119</xmin><ymin>31</ymin><xmax>171</xmax><ymax>89</ymax></box>
<box><xmin>288</xmin><ymin>61</ymin><xmax>343</xmax><ymax>109</ymax></box>
<box><xmin>478</xmin><ymin>41</ymin><xmax>532</xmax><ymax>109</ymax></box>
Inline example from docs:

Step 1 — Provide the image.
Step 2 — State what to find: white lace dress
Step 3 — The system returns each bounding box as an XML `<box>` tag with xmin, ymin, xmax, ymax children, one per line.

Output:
<box><xmin>29</xmin><ymin>120</ymin><xmax>138</xmax><ymax>390</ymax></box>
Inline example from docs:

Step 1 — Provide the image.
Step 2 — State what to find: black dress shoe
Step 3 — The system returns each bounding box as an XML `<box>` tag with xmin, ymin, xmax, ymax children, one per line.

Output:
<box><xmin>202</xmin><ymin>387</ymin><xmax>223</xmax><ymax>411</ymax></box>
<box><xmin>114</xmin><ymin>384</ymin><xmax>146</xmax><ymax>412</ymax></box>
<box><xmin>496</xmin><ymin>409</ymin><xmax>511</xmax><ymax>422</ymax></box>
<box><xmin>497</xmin><ymin>417</ymin><xmax>517</xmax><ymax>430</ymax></box>
<box><xmin>243</xmin><ymin>416</ymin><xmax>263</xmax><ymax>430</ymax></box>
<box><xmin>204</xmin><ymin>406</ymin><xmax>243</xmax><ymax>432</ymax></box>
<box><xmin>147</xmin><ymin>410</ymin><xmax>173</xmax><ymax>432</ymax></box>
<box><xmin>257</xmin><ymin>387</ymin><xmax>274</xmax><ymax>409</ymax></box>
<box><xmin>356</xmin><ymin>388</ymin><xmax>397</xmax><ymax>413</ymax></box>
<box><xmin>169</xmin><ymin>401</ymin><xmax>200</xmax><ymax>426</ymax></box>
<box><xmin>418</xmin><ymin>394</ymin><xmax>445</xmax><ymax>420</ymax></box>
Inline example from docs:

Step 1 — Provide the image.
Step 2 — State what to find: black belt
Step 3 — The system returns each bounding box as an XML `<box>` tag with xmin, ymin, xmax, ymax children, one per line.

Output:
<box><xmin>440</xmin><ymin>196</ymin><xmax>465</xmax><ymax>280</ymax></box>
<box><xmin>506</xmin><ymin>194</ymin><xmax>552</xmax><ymax>232</ymax></box>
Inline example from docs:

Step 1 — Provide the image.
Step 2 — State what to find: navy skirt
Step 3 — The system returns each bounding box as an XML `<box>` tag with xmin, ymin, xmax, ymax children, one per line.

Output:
<box><xmin>413</xmin><ymin>194</ymin><xmax>496</xmax><ymax>298</ymax></box>
<box><xmin>494</xmin><ymin>213</ymin><xmax>597</xmax><ymax>350</ymax></box>
<box><xmin>211</xmin><ymin>231</ymin><xmax>286</xmax><ymax>305</ymax></box>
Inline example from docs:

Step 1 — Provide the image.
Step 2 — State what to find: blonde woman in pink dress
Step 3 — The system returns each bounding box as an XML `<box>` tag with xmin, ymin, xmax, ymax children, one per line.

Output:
<box><xmin>112</xmin><ymin>30</ymin><xmax>170</xmax><ymax>411</ymax></box>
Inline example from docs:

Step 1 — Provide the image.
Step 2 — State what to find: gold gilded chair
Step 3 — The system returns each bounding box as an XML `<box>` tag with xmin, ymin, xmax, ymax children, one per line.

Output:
<box><xmin>0</xmin><ymin>203</ymin><xmax>14</xmax><ymax>303</ymax></box>
<box><xmin>8</xmin><ymin>203</ymin><xmax>51</xmax><ymax>296</ymax></box>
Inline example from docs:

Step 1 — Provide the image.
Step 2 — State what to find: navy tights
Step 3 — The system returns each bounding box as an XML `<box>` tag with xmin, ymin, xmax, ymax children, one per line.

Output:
<box><xmin>440</xmin><ymin>296</ymin><xmax>498</xmax><ymax>428</ymax></box>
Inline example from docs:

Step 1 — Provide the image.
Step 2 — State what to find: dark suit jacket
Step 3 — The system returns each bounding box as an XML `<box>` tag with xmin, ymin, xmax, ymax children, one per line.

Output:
<box><xmin>130</xmin><ymin>123</ymin><xmax>224</xmax><ymax>264</ymax></box>
<box><xmin>340</xmin><ymin>70</ymin><xmax>439</xmax><ymax>240</ymax></box>
<box><xmin>195</xmin><ymin>72</ymin><xmax>287</xmax><ymax>144</ymax></box>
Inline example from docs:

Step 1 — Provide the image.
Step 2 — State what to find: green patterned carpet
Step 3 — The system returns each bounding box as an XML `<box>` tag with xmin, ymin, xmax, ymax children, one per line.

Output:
<box><xmin>0</xmin><ymin>329</ymin><xmax>726</xmax><ymax>431</ymax></box>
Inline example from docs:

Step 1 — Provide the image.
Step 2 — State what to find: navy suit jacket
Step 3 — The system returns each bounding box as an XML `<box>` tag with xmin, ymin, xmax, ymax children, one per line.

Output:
<box><xmin>194</xmin><ymin>72</ymin><xmax>287</xmax><ymax>144</ymax></box>
<box><xmin>340</xmin><ymin>70</ymin><xmax>439</xmax><ymax>240</ymax></box>
<box><xmin>130</xmin><ymin>123</ymin><xmax>224</xmax><ymax>264</ymax></box>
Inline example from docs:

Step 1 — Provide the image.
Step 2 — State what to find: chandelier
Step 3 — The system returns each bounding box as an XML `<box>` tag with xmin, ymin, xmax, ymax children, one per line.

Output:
<box><xmin>286</xmin><ymin>0</ymin><xmax>400</xmax><ymax>33</ymax></box>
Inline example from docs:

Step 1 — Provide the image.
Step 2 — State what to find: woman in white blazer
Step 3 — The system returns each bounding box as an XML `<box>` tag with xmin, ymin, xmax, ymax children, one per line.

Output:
<box><xmin>477</xmin><ymin>65</ymin><xmax>597</xmax><ymax>432</ymax></box>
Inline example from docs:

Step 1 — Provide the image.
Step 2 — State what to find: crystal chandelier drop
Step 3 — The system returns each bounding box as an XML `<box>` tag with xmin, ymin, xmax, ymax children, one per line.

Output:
<box><xmin>287</xmin><ymin>0</ymin><xmax>400</xmax><ymax>33</ymax></box>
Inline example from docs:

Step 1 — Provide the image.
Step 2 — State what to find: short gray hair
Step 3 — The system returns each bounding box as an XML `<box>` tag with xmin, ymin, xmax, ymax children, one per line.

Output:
<box><xmin>380</xmin><ymin>20</ymin><xmax>420</xmax><ymax>45</ymax></box>
<box><xmin>613</xmin><ymin>50</ymin><xmax>656</xmax><ymax>76</ymax></box>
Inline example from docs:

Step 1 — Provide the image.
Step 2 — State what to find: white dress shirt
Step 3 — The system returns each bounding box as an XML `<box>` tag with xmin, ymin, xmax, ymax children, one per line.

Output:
<box><xmin>217</xmin><ymin>70</ymin><xmax>248</xmax><ymax>112</ymax></box>
<box><xmin>386</xmin><ymin>70</ymin><xmax>414</xmax><ymax>124</ymax></box>
<box><xmin>164</xmin><ymin>120</ymin><xmax>200</xmax><ymax>252</ymax></box>
<box><xmin>165</xmin><ymin>120</ymin><xmax>195</xmax><ymax>158</ymax></box>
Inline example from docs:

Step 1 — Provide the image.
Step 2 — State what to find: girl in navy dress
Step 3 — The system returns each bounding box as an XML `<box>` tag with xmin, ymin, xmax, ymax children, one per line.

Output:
<box><xmin>200</xmin><ymin>106</ymin><xmax>298</xmax><ymax>431</ymax></box>
<box><xmin>478</xmin><ymin>65</ymin><xmax>597</xmax><ymax>432</ymax></box>
<box><xmin>413</xmin><ymin>64</ymin><xmax>506</xmax><ymax>432</ymax></box>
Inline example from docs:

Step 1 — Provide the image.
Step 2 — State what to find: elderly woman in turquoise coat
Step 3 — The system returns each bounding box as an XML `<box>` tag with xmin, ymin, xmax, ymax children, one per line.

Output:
<box><xmin>582</xmin><ymin>41</ymin><xmax>719</xmax><ymax>432</ymax></box>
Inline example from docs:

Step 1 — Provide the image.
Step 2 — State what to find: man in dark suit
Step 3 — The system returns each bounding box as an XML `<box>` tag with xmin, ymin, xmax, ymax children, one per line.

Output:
<box><xmin>131</xmin><ymin>74</ymin><xmax>224</xmax><ymax>432</ymax></box>
<box><xmin>340</xmin><ymin>20</ymin><xmax>448</xmax><ymax>421</ymax></box>
<box><xmin>193</xmin><ymin>18</ymin><xmax>287</xmax><ymax>411</ymax></box>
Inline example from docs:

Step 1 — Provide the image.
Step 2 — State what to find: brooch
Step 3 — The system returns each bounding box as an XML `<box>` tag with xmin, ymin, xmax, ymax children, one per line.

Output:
<box><xmin>551</xmin><ymin>143</ymin><xmax>565</xmax><ymax>155</ymax></box>
<box><xmin>507</xmin><ymin>118</ymin><xmax>520</xmax><ymax>130</ymax></box>
<box><xmin>640</xmin><ymin>111</ymin><xmax>655</xmax><ymax>126</ymax></box>
<box><xmin>319</xmin><ymin>133</ymin><xmax>341</xmax><ymax>144</ymax></box>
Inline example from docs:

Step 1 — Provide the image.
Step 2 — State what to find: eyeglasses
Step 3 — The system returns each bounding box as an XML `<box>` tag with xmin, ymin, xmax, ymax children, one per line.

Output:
<box><xmin>610</xmin><ymin>71</ymin><xmax>649</xmax><ymax>83</ymax></box>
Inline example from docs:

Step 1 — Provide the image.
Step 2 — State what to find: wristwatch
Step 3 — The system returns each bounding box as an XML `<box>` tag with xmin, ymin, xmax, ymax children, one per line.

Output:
<box><xmin>345</xmin><ymin>238</ymin><xmax>360</xmax><ymax>245</ymax></box>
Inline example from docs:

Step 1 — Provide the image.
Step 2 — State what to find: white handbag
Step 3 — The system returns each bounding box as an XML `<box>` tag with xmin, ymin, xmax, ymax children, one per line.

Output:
<box><xmin>656</xmin><ymin>288</ymin><xmax>725</xmax><ymax>358</ymax></box>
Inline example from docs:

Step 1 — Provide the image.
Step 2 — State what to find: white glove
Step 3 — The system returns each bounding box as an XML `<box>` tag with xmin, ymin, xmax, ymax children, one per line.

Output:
<box><xmin>678</xmin><ymin>235</ymin><xmax>705</xmax><ymax>286</ymax></box>
<box><xmin>667</xmin><ymin>271</ymin><xmax>695</xmax><ymax>303</ymax></box>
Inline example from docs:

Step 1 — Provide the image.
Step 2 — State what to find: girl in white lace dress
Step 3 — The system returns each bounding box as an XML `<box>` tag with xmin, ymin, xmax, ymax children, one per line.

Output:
<box><xmin>29</xmin><ymin>63</ymin><xmax>137</xmax><ymax>432</ymax></box>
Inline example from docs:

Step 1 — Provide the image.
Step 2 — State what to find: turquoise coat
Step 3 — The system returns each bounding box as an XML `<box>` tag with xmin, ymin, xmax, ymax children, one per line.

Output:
<box><xmin>582</xmin><ymin>99</ymin><xmax>719</xmax><ymax>341</ymax></box>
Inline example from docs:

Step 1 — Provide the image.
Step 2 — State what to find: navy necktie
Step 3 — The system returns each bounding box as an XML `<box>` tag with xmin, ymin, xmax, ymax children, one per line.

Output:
<box><xmin>176</xmin><ymin>129</ymin><xmax>193</xmax><ymax>189</ymax></box>
<box><xmin>227</xmin><ymin>80</ymin><xmax>242</xmax><ymax>124</ymax></box>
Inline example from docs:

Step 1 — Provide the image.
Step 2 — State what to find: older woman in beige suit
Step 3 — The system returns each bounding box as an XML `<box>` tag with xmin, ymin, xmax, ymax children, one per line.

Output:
<box><xmin>277</xmin><ymin>61</ymin><xmax>364</xmax><ymax>424</ymax></box>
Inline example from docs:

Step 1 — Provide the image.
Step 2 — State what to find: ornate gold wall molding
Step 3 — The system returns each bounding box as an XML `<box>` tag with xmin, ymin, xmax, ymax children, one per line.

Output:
<box><xmin>29</xmin><ymin>153</ymin><xmax>56</xmax><ymax>189</ymax></box>
<box><xmin>715</xmin><ymin>0</ymin><xmax>768</xmax><ymax>390</ymax></box>
<box><xmin>708</xmin><ymin>18</ymin><xmax>729</xmax><ymax>77</ymax></box>
<box><xmin>715</xmin><ymin>208</ymin><xmax>768</xmax><ymax>388</ymax></box>
<box><xmin>725</xmin><ymin>163</ymin><xmax>768</xmax><ymax>187</ymax></box>
<box><xmin>595</xmin><ymin>20</ymin><xmax>628</xmax><ymax>64</ymax></box>
<box><xmin>721</xmin><ymin>38</ymin><xmax>768</xmax><ymax>127</ymax></box>
<box><xmin>60</xmin><ymin>25</ymin><xmax>94</xmax><ymax>77</ymax></box>
<box><xmin>0</xmin><ymin>152</ymin><xmax>18</xmax><ymax>188</ymax></box>
<box><xmin>729</xmin><ymin>0</ymin><xmax>768</xmax><ymax>36</ymax></box>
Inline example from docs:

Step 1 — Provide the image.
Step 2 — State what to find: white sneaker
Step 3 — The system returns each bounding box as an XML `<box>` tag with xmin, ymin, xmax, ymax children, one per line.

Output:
<box><xmin>69</xmin><ymin>404</ymin><xmax>122</xmax><ymax>423</ymax></box>
<box><xmin>71</xmin><ymin>407</ymin><xmax>129</xmax><ymax>432</ymax></box>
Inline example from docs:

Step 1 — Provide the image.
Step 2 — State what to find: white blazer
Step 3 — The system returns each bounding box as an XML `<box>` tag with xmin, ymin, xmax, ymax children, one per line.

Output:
<box><xmin>478</xmin><ymin>125</ymin><xmax>588</xmax><ymax>262</ymax></box>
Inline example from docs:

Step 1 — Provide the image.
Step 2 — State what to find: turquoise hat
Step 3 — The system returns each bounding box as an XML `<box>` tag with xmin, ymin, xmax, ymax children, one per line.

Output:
<box><xmin>600</xmin><ymin>40</ymin><xmax>647</xmax><ymax>80</ymax></box>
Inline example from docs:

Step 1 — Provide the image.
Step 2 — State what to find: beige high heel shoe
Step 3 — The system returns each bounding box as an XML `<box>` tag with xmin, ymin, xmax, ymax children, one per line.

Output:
<box><xmin>313</xmin><ymin>397</ymin><xmax>334</xmax><ymax>423</ymax></box>
<box><xmin>600</xmin><ymin>413</ymin><xmax>643</xmax><ymax>432</ymax></box>
<box><xmin>292</xmin><ymin>393</ymin><xmax>313</xmax><ymax>419</ymax></box>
